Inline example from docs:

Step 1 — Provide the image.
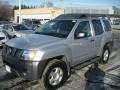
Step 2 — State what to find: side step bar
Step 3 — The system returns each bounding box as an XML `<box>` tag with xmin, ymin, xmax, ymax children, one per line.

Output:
<box><xmin>71</xmin><ymin>57</ymin><xmax>100</xmax><ymax>72</ymax></box>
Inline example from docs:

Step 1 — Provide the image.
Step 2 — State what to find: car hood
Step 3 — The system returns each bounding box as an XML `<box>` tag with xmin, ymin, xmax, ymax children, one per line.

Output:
<box><xmin>6</xmin><ymin>34</ymin><xmax>63</xmax><ymax>50</ymax></box>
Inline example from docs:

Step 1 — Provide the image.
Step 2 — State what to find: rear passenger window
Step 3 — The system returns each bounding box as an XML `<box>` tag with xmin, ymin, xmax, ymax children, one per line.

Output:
<box><xmin>92</xmin><ymin>20</ymin><xmax>104</xmax><ymax>35</ymax></box>
<box><xmin>103</xmin><ymin>20</ymin><xmax>112</xmax><ymax>31</ymax></box>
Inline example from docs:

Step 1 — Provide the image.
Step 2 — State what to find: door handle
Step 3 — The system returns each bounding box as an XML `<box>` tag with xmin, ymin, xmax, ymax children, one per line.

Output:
<box><xmin>90</xmin><ymin>40</ymin><xmax>95</xmax><ymax>42</ymax></box>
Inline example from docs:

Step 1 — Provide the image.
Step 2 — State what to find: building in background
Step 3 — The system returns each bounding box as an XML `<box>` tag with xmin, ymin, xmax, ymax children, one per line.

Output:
<box><xmin>14</xmin><ymin>6</ymin><xmax>120</xmax><ymax>24</ymax></box>
<box><xmin>65</xmin><ymin>6</ymin><xmax>120</xmax><ymax>25</ymax></box>
<box><xmin>14</xmin><ymin>7</ymin><xmax>64</xmax><ymax>23</ymax></box>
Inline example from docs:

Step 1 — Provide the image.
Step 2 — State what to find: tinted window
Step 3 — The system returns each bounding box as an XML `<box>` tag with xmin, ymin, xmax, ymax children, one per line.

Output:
<box><xmin>33</xmin><ymin>20</ymin><xmax>41</xmax><ymax>24</ymax></box>
<box><xmin>75</xmin><ymin>21</ymin><xmax>91</xmax><ymax>38</ymax></box>
<box><xmin>92</xmin><ymin>20</ymin><xmax>104</xmax><ymax>35</ymax></box>
<box><xmin>13</xmin><ymin>24</ymin><xmax>29</xmax><ymax>31</ymax></box>
<box><xmin>103</xmin><ymin>20</ymin><xmax>112</xmax><ymax>31</ymax></box>
<box><xmin>36</xmin><ymin>20</ymin><xmax>76</xmax><ymax>38</ymax></box>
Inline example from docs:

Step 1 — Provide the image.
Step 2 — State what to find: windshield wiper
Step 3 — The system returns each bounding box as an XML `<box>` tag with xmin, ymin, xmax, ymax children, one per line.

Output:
<box><xmin>35</xmin><ymin>32</ymin><xmax>52</xmax><ymax>36</ymax></box>
<box><xmin>35</xmin><ymin>32</ymin><xmax>66</xmax><ymax>38</ymax></box>
<box><xmin>35</xmin><ymin>32</ymin><xmax>46</xmax><ymax>34</ymax></box>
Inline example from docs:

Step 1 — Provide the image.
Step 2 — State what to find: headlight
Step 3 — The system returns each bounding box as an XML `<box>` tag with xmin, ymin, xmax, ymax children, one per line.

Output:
<box><xmin>16</xmin><ymin>33</ymin><xmax>25</xmax><ymax>37</ymax></box>
<box><xmin>22</xmin><ymin>50</ymin><xmax>37</xmax><ymax>61</ymax></box>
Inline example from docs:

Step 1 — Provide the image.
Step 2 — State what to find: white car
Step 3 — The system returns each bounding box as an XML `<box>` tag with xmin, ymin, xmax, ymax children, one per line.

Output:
<box><xmin>1</xmin><ymin>24</ymin><xmax>35</xmax><ymax>39</ymax></box>
<box><xmin>0</xmin><ymin>25</ymin><xmax>7</xmax><ymax>46</ymax></box>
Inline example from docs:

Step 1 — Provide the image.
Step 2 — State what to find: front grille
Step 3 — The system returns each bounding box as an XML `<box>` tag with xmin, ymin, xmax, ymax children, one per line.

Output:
<box><xmin>0</xmin><ymin>37</ymin><xmax>5</xmax><ymax>40</ymax></box>
<box><xmin>15</xmin><ymin>49</ymin><xmax>23</xmax><ymax>58</ymax></box>
<box><xmin>4</xmin><ymin>45</ymin><xmax>23</xmax><ymax>58</ymax></box>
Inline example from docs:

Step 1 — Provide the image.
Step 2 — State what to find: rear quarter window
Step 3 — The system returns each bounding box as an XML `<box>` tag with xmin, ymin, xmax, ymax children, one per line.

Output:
<box><xmin>92</xmin><ymin>20</ymin><xmax>104</xmax><ymax>35</ymax></box>
<box><xmin>103</xmin><ymin>20</ymin><xmax>112</xmax><ymax>31</ymax></box>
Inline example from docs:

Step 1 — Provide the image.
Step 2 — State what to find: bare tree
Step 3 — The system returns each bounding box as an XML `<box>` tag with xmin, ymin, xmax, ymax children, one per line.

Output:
<box><xmin>39</xmin><ymin>2</ymin><xmax>45</xmax><ymax>8</ymax></box>
<box><xmin>39</xmin><ymin>1</ymin><xmax>54</xmax><ymax>8</ymax></box>
<box><xmin>46</xmin><ymin>1</ymin><xmax>54</xmax><ymax>7</ymax></box>
<box><xmin>0</xmin><ymin>0</ymin><xmax>11</xmax><ymax>21</ymax></box>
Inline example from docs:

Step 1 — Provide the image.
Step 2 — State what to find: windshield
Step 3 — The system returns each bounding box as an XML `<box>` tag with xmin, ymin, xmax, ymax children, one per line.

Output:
<box><xmin>13</xmin><ymin>24</ymin><xmax>29</xmax><ymax>31</ymax></box>
<box><xmin>36</xmin><ymin>20</ymin><xmax>76</xmax><ymax>38</ymax></box>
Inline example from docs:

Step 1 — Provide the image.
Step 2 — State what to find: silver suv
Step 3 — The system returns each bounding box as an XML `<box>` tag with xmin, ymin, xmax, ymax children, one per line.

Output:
<box><xmin>2</xmin><ymin>14</ymin><xmax>113</xmax><ymax>89</ymax></box>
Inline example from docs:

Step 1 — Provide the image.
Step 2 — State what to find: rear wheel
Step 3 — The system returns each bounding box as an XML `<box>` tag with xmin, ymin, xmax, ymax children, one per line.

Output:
<box><xmin>100</xmin><ymin>47</ymin><xmax>110</xmax><ymax>64</ymax></box>
<box><xmin>39</xmin><ymin>59</ymin><xmax>68</xmax><ymax>90</ymax></box>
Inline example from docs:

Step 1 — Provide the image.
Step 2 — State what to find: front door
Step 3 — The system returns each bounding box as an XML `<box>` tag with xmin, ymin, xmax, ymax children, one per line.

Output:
<box><xmin>71</xmin><ymin>20</ymin><xmax>95</xmax><ymax>66</ymax></box>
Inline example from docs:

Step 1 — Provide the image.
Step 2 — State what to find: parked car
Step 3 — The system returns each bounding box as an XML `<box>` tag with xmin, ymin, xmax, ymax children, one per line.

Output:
<box><xmin>22</xmin><ymin>20</ymin><xmax>42</xmax><ymax>31</ymax></box>
<box><xmin>1</xmin><ymin>24</ymin><xmax>35</xmax><ymax>39</ymax></box>
<box><xmin>0</xmin><ymin>25</ymin><xmax>7</xmax><ymax>46</ymax></box>
<box><xmin>0</xmin><ymin>32</ymin><xmax>7</xmax><ymax>46</ymax></box>
<box><xmin>2</xmin><ymin>14</ymin><xmax>113</xmax><ymax>89</ymax></box>
<box><xmin>0</xmin><ymin>21</ymin><xmax>11</xmax><ymax>25</ymax></box>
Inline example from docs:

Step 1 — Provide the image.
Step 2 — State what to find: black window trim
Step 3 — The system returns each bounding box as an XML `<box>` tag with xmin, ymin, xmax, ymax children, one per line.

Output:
<box><xmin>92</xmin><ymin>19</ymin><xmax>104</xmax><ymax>36</ymax></box>
<box><xmin>74</xmin><ymin>20</ymin><xmax>92</xmax><ymax>39</ymax></box>
<box><xmin>102</xmin><ymin>20</ymin><xmax>112</xmax><ymax>32</ymax></box>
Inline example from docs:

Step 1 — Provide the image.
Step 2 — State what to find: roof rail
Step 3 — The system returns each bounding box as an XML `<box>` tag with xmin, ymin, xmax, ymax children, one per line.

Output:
<box><xmin>55</xmin><ymin>14</ymin><xmax>109</xmax><ymax>19</ymax></box>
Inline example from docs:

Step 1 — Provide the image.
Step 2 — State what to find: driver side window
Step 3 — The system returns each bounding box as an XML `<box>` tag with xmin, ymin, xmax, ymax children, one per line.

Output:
<box><xmin>74</xmin><ymin>21</ymin><xmax>91</xmax><ymax>39</ymax></box>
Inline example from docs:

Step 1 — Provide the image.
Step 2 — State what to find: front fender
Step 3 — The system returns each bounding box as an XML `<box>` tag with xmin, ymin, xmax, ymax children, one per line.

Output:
<box><xmin>40</xmin><ymin>44</ymin><xmax>72</xmax><ymax>64</ymax></box>
<box><xmin>35</xmin><ymin>44</ymin><xmax>72</xmax><ymax>79</ymax></box>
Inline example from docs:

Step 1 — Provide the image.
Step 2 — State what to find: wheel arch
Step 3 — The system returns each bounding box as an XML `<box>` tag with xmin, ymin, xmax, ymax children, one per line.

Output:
<box><xmin>104</xmin><ymin>41</ymin><xmax>113</xmax><ymax>53</ymax></box>
<box><xmin>38</xmin><ymin>55</ymin><xmax>70</xmax><ymax>79</ymax></box>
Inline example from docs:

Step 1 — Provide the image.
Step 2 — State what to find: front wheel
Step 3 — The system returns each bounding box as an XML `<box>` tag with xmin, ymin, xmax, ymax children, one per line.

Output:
<box><xmin>39</xmin><ymin>59</ymin><xmax>68</xmax><ymax>90</ymax></box>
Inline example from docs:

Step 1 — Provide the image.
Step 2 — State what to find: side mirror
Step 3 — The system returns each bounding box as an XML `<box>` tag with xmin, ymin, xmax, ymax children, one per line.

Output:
<box><xmin>75</xmin><ymin>32</ymin><xmax>86</xmax><ymax>39</ymax></box>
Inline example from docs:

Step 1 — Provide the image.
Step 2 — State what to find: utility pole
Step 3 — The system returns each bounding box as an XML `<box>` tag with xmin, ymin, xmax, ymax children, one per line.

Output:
<box><xmin>18</xmin><ymin>0</ymin><xmax>21</xmax><ymax>24</ymax></box>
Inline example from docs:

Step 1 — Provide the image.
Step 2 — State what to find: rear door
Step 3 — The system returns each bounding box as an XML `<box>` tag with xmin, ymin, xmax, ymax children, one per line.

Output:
<box><xmin>91</xmin><ymin>19</ymin><xmax>104</xmax><ymax>55</ymax></box>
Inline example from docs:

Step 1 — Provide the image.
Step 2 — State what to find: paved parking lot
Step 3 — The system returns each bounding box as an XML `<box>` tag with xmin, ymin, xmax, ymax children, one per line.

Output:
<box><xmin>0</xmin><ymin>29</ymin><xmax>120</xmax><ymax>90</ymax></box>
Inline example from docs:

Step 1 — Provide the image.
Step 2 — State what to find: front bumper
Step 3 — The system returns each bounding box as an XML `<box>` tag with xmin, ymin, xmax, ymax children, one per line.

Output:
<box><xmin>2</xmin><ymin>54</ymin><xmax>46</xmax><ymax>81</ymax></box>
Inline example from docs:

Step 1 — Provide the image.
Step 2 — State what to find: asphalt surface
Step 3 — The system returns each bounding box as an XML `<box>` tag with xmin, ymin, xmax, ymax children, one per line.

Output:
<box><xmin>0</xmin><ymin>30</ymin><xmax>120</xmax><ymax>90</ymax></box>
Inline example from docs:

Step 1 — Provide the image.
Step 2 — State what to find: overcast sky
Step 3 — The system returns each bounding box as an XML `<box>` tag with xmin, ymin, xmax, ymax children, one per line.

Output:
<box><xmin>3</xmin><ymin>0</ymin><xmax>120</xmax><ymax>7</ymax></box>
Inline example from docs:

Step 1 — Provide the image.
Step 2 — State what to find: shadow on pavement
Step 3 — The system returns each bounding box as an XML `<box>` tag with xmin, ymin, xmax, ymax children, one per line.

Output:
<box><xmin>0</xmin><ymin>46</ymin><xmax>3</xmax><ymax>49</ymax></box>
<box><xmin>84</xmin><ymin>62</ymin><xmax>120</xmax><ymax>90</ymax></box>
<box><xmin>85</xmin><ymin>63</ymin><xmax>105</xmax><ymax>90</ymax></box>
<box><xmin>0</xmin><ymin>72</ymin><xmax>17</xmax><ymax>82</ymax></box>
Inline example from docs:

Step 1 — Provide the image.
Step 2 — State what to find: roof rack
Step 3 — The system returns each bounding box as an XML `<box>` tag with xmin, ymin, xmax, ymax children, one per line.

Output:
<box><xmin>55</xmin><ymin>14</ymin><xmax>109</xmax><ymax>20</ymax></box>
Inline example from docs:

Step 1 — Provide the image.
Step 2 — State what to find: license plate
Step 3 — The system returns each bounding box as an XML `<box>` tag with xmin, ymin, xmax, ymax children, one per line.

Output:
<box><xmin>5</xmin><ymin>65</ymin><xmax>11</xmax><ymax>73</ymax></box>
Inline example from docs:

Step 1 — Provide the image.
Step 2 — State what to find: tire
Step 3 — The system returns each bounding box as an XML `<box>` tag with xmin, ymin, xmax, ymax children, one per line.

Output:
<box><xmin>39</xmin><ymin>59</ymin><xmax>68</xmax><ymax>90</ymax></box>
<box><xmin>100</xmin><ymin>47</ymin><xmax>110</xmax><ymax>64</ymax></box>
